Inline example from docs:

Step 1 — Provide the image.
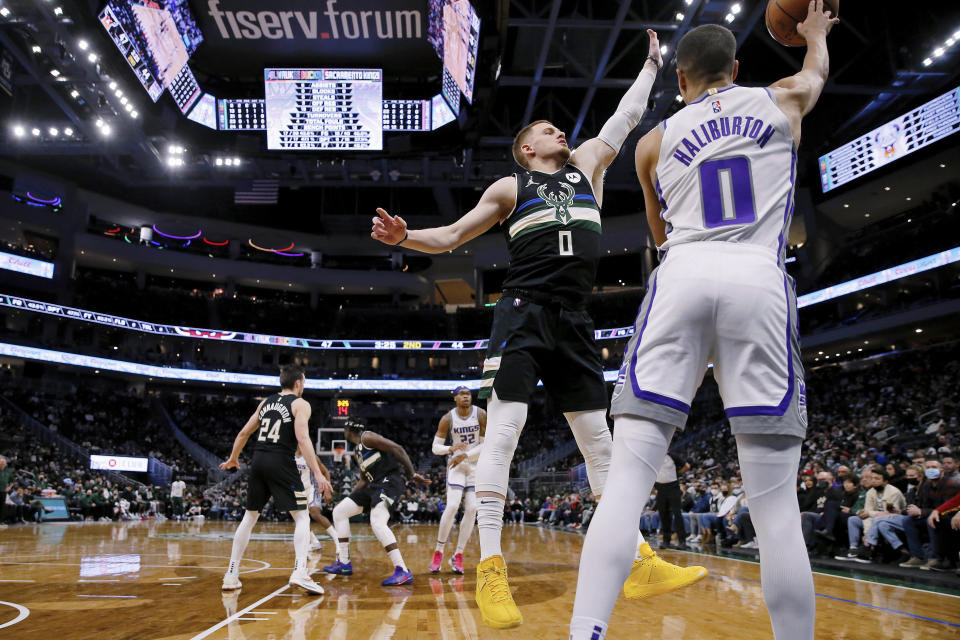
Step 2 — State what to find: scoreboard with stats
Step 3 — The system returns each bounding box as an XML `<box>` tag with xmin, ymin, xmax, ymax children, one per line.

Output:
<box><xmin>383</xmin><ymin>100</ymin><xmax>431</xmax><ymax>131</ymax></box>
<box><xmin>265</xmin><ymin>68</ymin><xmax>383</xmax><ymax>151</ymax></box>
<box><xmin>218</xmin><ymin>99</ymin><xmax>266</xmax><ymax>131</ymax></box>
<box><xmin>819</xmin><ymin>85</ymin><xmax>960</xmax><ymax>193</ymax></box>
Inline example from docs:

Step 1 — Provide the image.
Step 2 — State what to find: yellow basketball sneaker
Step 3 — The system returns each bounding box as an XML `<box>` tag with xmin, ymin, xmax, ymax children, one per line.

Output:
<box><xmin>623</xmin><ymin>543</ymin><xmax>708</xmax><ymax>600</ymax></box>
<box><xmin>475</xmin><ymin>555</ymin><xmax>522</xmax><ymax>629</ymax></box>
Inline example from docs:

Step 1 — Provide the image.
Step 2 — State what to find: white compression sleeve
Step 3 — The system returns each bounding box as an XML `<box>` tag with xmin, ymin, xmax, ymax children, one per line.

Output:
<box><xmin>292</xmin><ymin>508</ymin><xmax>311</xmax><ymax>575</ymax></box>
<box><xmin>564</xmin><ymin>410</ymin><xmax>612</xmax><ymax>497</ymax></box>
<box><xmin>597</xmin><ymin>66</ymin><xmax>657</xmax><ymax>153</ymax></box>
<box><xmin>432</xmin><ymin>436</ymin><xmax>451</xmax><ymax>456</ymax></box>
<box><xmin>227</xmin><ymin>510</ymin><xmax>260</xmax><ymax>575</ymax></box>
<box><xmin>736</xmin><ymin>434</ymin><xmax>814</xmax><ymax>640</ymax></box>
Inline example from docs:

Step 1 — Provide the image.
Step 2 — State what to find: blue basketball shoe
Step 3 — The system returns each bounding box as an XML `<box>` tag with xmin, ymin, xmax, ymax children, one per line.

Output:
<box><xmin>323</xmin><ymin>560</ymin><xmax>353</xmax><ymax>575</ymax></box>
<box><xmin>381</xmin><ymin>566</ymin><xmax>414</xmax><ymax>586</ymax></box>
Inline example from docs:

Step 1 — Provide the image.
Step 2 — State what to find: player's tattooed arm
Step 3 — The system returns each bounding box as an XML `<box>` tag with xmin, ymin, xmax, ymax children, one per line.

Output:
<box><xmin>371</xmin><ymin>176</ymin><xmax>516</xmax><ymax>253</ymax></box>
<box><xmin>635</xmin><ymin>127</ymin><xmax>667</xmax><ymax>247</ymax></box>
<box><xmin>478</xmin><ymin>408</ymin><xmax>487</xmax><ymax>438</ymax></box>
<box><xmin>220</xmin><ymin>399</ymin><xmax>265</xmax><ymax>470</ymax></box>
<box><xmin>769</xmin><ymin>0</ymin><xmax>839</xmax><ymax>145</ymax></box>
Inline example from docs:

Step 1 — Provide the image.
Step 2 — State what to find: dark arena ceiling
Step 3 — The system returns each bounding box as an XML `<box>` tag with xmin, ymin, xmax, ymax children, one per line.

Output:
<box><xmin>0</xmin><ymin>0</ymin><xmax>959</xmax><ymax>237</ymax></box>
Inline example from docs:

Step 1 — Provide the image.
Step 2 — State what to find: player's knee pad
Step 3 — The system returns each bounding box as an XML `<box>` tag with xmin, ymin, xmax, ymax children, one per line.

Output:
<box><xmin>565</xmin><ymin>409</ymin><xmax>613</xmax><ymax>495</ymax></box>
<box><xmin>370</xmin><ymin>501</ymin><xmax>396</xmax><ymax>546</ymax></box>
<box><xmin>333</xmin><ymin>498</ymin><xmax>361</xmax><ymax>523</ymax></box>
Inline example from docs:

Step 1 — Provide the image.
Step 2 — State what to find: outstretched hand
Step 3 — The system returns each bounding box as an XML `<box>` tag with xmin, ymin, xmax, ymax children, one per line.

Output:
<box><xmin>412</xmin><ymin>473</ymin><xmax>432</xmax><ymax>486</ymax></box>
<box><xmin>448</xmin><ymin>452</ymin><xmax>467</xmax><ymax>470</ymax></box>
<box><xmin>796</xmin><ymin>0</ymin><xmax>839</xmax><ymax>40</ymax></box>
<box><xmin>219</xmin><ymin>458</ymin><xmax>239</xmax><ymax>471</ymax></box>
<box><xmin>646</xmin><ymin>29</ymin><xmax>662</xmax><ymax>69</ymax></box>
<box><xmin>371</xmin><ymin>208</ymin><xmax>408</xmax><ymax>245</ymax></box>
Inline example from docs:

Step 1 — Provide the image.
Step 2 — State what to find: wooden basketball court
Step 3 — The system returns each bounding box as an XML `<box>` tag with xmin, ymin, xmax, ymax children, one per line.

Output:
<box><xmin>0</xmin><ymin>521</ymin><xmax>957</xmax><ymax>639</ymax></box>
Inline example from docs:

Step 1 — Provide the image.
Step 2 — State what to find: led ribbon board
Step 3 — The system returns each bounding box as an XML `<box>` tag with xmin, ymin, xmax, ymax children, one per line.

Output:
<box><xmin>0</xmin><ymin>250</ymin><xmax>55</xmax><ymax>279</ymax></box>
<box><xmin>2</xmin><ymin>246</ymin><xmax>958</xmax><ymax>350</ymax></box>
<box><xmin>90</xmin><ymin>454</ymin><xmax>149</xmax><ymax>472</ymax></box>
<box><xmin>0</xmin><ymin>342</ymin><xmax>622</xmax><ymax>389</ymax></box>
<box><xmin>819</xmin><ymin>85</ymin><xmax>960</xmax><ymax>193</ymax></box>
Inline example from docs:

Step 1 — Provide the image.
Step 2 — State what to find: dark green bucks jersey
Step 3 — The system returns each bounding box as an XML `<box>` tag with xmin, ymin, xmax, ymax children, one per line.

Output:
<box><xmin>500</xmin><ymin>163</ymin><xmax>601</xmax><ymax>305</ymax></box>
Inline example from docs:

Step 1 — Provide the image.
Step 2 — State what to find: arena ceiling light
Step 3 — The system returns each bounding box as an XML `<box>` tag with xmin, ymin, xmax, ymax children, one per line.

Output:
<box><xmin>0</xmin><ymin>6</ymin><xmax>10</xmax><ymax>18</ymax></box>
<box><xmin>11</xmin><ymin>124</ymin><xmax>24</xmax><ymax>138</ymax></box>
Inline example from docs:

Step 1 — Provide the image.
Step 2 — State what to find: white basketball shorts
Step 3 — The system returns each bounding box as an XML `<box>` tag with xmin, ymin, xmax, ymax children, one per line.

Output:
<box><xmin>447</xmin><ymin>461</ymin><xmax>476</xmax><ymax>490</ymax></box>
<box><xmin>610</xmin><ymin>241</ymin><xmax>807</xmax><ymax>438</ymax></box>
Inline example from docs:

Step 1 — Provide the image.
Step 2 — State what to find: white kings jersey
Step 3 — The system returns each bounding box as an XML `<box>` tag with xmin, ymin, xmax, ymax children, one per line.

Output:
<box><xmin>294</xmin><ymin>455</ymin><xmax>314</xmax><ymax>500</ymax></box>
<box><xmin>448</xmin><ymin>406</ymin><xmax>481</xmax><ymax>456</ymax></box>
<box><xmin>656</xmin><ymin>85</ymin><xmax>796</xmax><ymax>267</ymax></box>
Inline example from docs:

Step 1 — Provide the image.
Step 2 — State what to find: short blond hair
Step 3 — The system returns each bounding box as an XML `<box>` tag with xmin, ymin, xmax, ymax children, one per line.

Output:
<box><xmin>512</xmin><ymin>119</ymin><xmax>550</xmax><ymax>169</ymax></box>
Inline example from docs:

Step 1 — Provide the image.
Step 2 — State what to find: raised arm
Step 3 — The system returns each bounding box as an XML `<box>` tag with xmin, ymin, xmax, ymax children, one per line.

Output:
<box><xmin>769</xmin><ymin>0</ymin><xmax>839</xmax><ymax>145</ymax></box>
<box><xmin>220</xmin><ymin>400</ymin><xmax>265</xmax><ymax>470</ymax></box>
<box><xmin>570</xmin><ymin>29</ymin><xmax>662</xmax><ymax>188</ymax></box>
<box><xmin>371</xmin><ymin>176</ymin><xmax>516</xmax><ymax>254</ymax></box>
<box><xmin>635</xmin><ymin>127</ymin><xmax>667</xmax><ymax>247</ymax></box>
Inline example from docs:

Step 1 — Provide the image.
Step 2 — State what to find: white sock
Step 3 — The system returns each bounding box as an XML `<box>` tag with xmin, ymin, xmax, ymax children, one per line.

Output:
<box><xmin>388</xmin><ymin>548</ymin><xmax>407</xmax><ymax>571</ymax></box>
<box><xmin>227</xmin><ymin>510</ymin><xmax>259</xmax><ymax>575</ymax></box>
<box><xmin>636</xmin><ymin>530</ymin><xmax>648</xmax><ymax>559</ymax></box>
<box><xmin>292</xmin><ymin>510</ymin><xmax>310</xmax><ymax>575</ymax></box>
<box><xmin>326</xmin><ymin>525</ymin><xmax>339</xmax><ymax>552</ymax></box>
<box><xmin>339</xmin><ymin>541</ymin><xmax>350</xmax><ymax>563</ymax></box>
<box><xmin>477</xmin><ymin>496</ymin><xmax>505</xmax><ymax>560</ymax></box>
<box><xmin>570</xmin><ymin>417</ymin><xmax>673</xmax><ymax>637</ymax></box>
<box><xmin>455</xmin><ymin>491</ymin><xmax>477</xmax><ymax>555</ymax></box>
<box><xmin>736</xmin><ymin>434</ymin><xmax>814</xmax><ymax>640</ymax></box>
<box><xmin>570</xmin><ymin>617</ymin><xmax>608</xmax><ymax>640</ymax></box>
<box><xmin>311</xmin><ymin>531</ymin><xmax>321</xmax><ymax>545</ymax></box>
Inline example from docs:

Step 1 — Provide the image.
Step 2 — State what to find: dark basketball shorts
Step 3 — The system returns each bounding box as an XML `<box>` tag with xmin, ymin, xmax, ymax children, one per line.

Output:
<box><xmin>478</xmin><ymin>295</ymin><xmax>608</xmax><ymax>412</ymax></box>
<box><xmin>246</xmin><ymin>452</ymin><xmax>307</xmax><ymax>513</ymax></box>
<box><xmin>348</xmin><ymin>473</ymin><xmax>406</xmax><ymax>511</ymax></box>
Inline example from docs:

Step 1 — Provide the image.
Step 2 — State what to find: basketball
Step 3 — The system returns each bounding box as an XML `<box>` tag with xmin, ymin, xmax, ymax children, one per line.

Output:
<box><xmin>766</xmin><ymin>0</ymin><xmax>839</xmax><ymax>46</ymax></box>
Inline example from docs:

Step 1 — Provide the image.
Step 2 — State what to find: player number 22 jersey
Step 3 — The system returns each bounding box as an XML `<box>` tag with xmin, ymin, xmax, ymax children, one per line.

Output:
<box><xmin>656</xmin><ymin>85</ymin><xmax>796</xmax><ymax>267</ymax></box>
<box><xmin>448</xmin><ymin>406</ymin><xmax>481</xmax><ymax>453</ymax></box>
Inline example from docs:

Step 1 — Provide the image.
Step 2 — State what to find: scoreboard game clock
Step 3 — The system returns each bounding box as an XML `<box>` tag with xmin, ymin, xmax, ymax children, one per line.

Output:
<box><xmin>333</xmin><ymin>398</ymin><xmax>352</xmax><ymax>417</ymax></box>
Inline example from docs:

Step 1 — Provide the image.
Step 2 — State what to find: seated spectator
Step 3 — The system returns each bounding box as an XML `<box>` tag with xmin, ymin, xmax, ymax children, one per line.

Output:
<box><xmin>837</xmin><ymin>465</ymin><xmax>906</xmax><ymax>562</ymax></box>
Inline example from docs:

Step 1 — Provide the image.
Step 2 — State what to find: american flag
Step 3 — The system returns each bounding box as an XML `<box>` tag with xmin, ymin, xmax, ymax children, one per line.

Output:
<box><xmin>234</xmin><ymin>179</ymin><xmax>279</xmax><ymax>205</ymax></box>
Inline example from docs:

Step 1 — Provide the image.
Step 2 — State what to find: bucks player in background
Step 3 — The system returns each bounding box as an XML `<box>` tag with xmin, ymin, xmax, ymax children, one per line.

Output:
<box><xmin>324</xmin><ymin>419</ymin><xmax>432</xmax><ymax>586</ymax></box>
<box><xmin>570</xmin><ymin>5</ymin><xmax>839</xmax><ymax>639</ymax></box>
<box><xmin>219</xmin><ymin>365</ymin><xmax>333</xmax><ymax>595</ymax></box>
<box><xmin>429</xmin><ymin>385</ymin><xmax>486</xmax><ymax>575</ymax></box>
<box><xmin>373</xmin><ymin>29</ymin><xmax>702</xmax><ymax>629</ymax></box>
<box><xmin>294</xmin><ymin>446</ymin><xmax>337</xmax><ymax>554</ymax></box>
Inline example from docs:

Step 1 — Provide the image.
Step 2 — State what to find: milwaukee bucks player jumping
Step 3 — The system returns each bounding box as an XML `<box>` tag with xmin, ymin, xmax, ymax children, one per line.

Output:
<box><xmin>372</xmin><ymin>29</ymin><xmax>702</xmax><ymax>630</ymax></box>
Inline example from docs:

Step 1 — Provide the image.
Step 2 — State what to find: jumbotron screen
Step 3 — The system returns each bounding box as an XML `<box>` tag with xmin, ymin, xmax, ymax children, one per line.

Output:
<box><xmin>264</xmin><ymin>68</ymin><xmax>383</xmax><ymax>151</ymax></box>
<box><xmin>819</xmin><ymin>85</ymin><xmax>960</xmax><ymax>193</ymax></box>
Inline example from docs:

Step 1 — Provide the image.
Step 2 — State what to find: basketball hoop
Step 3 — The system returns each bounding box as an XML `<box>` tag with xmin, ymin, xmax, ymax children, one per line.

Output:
<box><xmin>332</xmin><ymin>439</ymin><xmax>347</xmax><ymax>463</ymax></box>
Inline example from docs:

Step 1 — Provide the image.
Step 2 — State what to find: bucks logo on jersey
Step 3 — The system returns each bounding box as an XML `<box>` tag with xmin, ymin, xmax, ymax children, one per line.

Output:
<box><xmin>537</xmin><ymin>182</ymin><xmax>576</xmax><ymax>224</ymax></box>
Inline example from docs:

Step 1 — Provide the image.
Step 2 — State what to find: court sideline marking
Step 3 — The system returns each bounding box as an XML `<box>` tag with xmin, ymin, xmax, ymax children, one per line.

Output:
<box><xmin>189</xmin><ymin>585</ymin><xmax>290</xmax><ymax>640</ymax></box>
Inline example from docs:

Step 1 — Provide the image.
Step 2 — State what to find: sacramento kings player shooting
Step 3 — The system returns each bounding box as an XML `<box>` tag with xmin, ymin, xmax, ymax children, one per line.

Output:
<box><xmin>429</xmin><ymin>386</ymin><xmax>486</xmax><ymax>575</ymax></box>
<box><xmin>571</xmin><ymin>6</ymin><xmax>839</xmax><ymax>640</ymax></box>
<box><xmin>219</xmin><ymin>365</ymin><xmax>333</xmax><ymax>595</ymax></box>
<box><xmin>373</xmin><ymin>28</ymin><xmax>695</xmax><ymax>630</ymax></box>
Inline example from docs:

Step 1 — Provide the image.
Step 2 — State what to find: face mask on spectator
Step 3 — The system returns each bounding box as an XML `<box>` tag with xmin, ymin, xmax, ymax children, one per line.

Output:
<box><xmin>732</xmin><ymin>488</ymin><xmax>743</xmax><ymax>496</ymax></box>
<box><xmin>711</xmin><ymin>488</ymin><xmax>720</xmax><ymax>496</ymax></box>
<box><xmin>924</xmin><ymin>468</ymin><xmax>941</xmax><ymax>480</ymax></box>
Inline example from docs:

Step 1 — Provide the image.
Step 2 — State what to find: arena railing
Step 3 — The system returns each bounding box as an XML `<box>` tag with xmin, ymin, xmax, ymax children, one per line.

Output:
<box><xmin>2</xmin><ymin>245</ymin><xmax>957</xmax><ymax>354</ymax></box>
<box><xmin>153</xmin><ymin>399</ymin><xmax>229</xmax><ymax>481</ymax></box>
